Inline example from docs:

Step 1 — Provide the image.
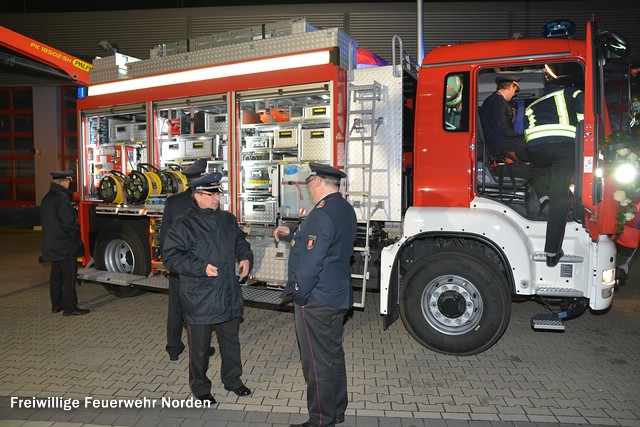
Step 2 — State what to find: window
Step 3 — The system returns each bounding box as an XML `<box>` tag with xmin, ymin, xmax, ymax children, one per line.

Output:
<box><xmin>443</xmin><ymin>72</ymin><xmax>469</xmax><ymax>132</ymax></box>
<box><xmin>0</xmin><ymin>88</ymin><xmax>35</xmax><ymax>206</ymax></box>
<box><xmin>61</xmin><ymin>87</ymin><xmax>78</xmax><ymax>168</ymax></box>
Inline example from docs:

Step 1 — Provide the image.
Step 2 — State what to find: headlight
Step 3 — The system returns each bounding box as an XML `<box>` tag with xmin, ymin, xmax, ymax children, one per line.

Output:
<box><xmin>614</xmin><ymin>163</ymin><xmax>637</xmax><ymax>184</ymax></box>
<box><xmin>602</xmin><ymin>268</ymin><xmax>616</xmax><ymax>286</ymax></box>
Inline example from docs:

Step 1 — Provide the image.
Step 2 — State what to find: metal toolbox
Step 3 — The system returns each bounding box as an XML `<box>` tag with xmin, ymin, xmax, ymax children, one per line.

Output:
<box><xmin>273</xmin><ymin>128</ymin><xmax>298</xmax><ymax>149</ymax></box>
<box><xmin>111</xmin><ymin>122</ymin><xmax>147</xmax><ymax>142</ymax></box>
<box><xmin>303</xmin><ymin>105</ymin><xmax>330</xmax><ymax>120</ymax></box>
<box><xmin>161</xmin><ymin>139</ymin><xmax>186</xmax><ymax>160</ymax></box>
<box><xmin>245</xmin><ymin>135</ymin><xmax>271</xmax><ymax>150</ymax></box>
<box><xmin>241</xmin><ymin>198</ymin><xmax>277</xmax><ymax>224</ymax></box>
<box><xmin>182</xmin><ymin>136</ymin><xmax>213</xmax><ymax>159</ymax></box>
<box><xmin>250</xmin><ymin>240</ymin><xmax>289</xmax><ymax>283</ymax></box>
<box><xmin>205</xmin><ymin>113</ymin><xmax>228</xmax><ymax>133</ymax></box>
<box><xmin>243</xmin><ymin>166</ymin><xmax>271</xmax><ymax>192</ymax></box>
<box><xmin>301</xmin><ymin>127</ymin><xmax>331</xmax><ymax>161</ymax></box>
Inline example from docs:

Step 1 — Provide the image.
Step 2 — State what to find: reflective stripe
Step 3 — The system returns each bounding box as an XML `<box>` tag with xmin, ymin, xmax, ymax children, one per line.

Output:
<box><xmin>525</xmin><ymin>125</ymin><xmax>577</xmax><ymax>141</ymax></box>
<box><xmin>525</xmin><ymin>88</ymin><xmax>579</xmax><ymax>143</ymax></box>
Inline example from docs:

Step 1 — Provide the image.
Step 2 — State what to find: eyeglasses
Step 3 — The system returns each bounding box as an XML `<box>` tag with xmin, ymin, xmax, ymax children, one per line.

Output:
<box><xmin>196</xmin><ymin>191</ymin><xmax>217</xmax><ymax>197</ymax></box>
<box><xmin>305</xmin><ymin>175</ymin><xmax>318</xmax><ymax>185</ymax></box>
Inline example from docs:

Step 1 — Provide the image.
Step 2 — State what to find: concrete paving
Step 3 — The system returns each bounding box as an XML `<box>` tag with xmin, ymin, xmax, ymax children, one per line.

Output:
<box><xmin>0</xmin><ymin>228</ymin><xmax>638</xmax><ymax>427</ymax></box>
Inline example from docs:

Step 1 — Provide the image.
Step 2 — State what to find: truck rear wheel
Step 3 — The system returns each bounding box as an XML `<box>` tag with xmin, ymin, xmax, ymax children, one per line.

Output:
<box><xmin>94</xmin><ymin>224</ymin><xmax>150</xmax><ymax>298</ymax></box>
<box><xmin>399</xmin><ymin>247</ymin><xmax>511</xmax><ymax>355</ymax></box>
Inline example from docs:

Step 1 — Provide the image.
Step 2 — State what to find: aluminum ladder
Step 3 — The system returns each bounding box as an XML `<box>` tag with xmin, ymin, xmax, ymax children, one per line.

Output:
<box><xmin>345</xmin><ymin>81</ymin><xmax>383</xmax><ymax>309</ymax></box>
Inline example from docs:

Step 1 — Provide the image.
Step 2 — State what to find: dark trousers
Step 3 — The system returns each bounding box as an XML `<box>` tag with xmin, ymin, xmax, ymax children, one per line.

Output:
<box><xmin>295</xmin><ymin>301</ymin><xmax>348</xmax><ymax>427</ymax></box>
<box><xmin>528</xmin><ymin>141</ymin><xmax>575</xmax><ymax>254</ymax></box>
<box><xmin>166</xmin><ymin>275</ymin><xmax>185</xmax><ymax>357</ymax></box>
<box><xmin>50</xmin><ymin>259</ymin><xmax>78</xmax><ymax>311</ymax></box>
<box><xmin>186</xmin><ymin>317</ymin><xmax>243</xmax><ymax>397</ymax></box>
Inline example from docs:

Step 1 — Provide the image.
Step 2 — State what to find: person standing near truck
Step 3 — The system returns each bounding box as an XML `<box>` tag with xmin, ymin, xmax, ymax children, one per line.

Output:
<box><xmin>163</xmin><ymin>172</ymin><xmax>253</xmax><ymax>404</ymax></box>
<box><xmin>274</xmin><ymin>163</ymin><xmax>357</xmax><ymax>427</ymax></box>
<box><xmin>159</xmin><ymin>158</ymin><xmax>216</xmax><ymax>362</ymax></box>
<box><xmin>40</xmin><ymin>170</ymin><xmax>89</xmax><ymax>317</ymax></box>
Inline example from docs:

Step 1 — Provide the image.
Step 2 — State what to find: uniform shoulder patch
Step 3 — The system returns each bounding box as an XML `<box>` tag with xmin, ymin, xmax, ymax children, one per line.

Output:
<box><xmin>317</xmin><ymin>200</ymin><xmax>325</xmax><ymax>208</ymax></box>
<box><xmin>307</xmin><ymin>235</ymin><xmax>316</xmax><ymax>250</ymax></box>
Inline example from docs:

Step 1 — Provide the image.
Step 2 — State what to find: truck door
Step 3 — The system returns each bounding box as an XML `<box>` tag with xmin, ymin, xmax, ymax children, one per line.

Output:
<box><xmin>577</xmin><ymin>17</ymin><xmax>599</xmax><ymax>229</ymax></box>
<box><xmin>579</xmin><ymin>17</ymin><xmax>630</xmax><ymax>239</ymax></box>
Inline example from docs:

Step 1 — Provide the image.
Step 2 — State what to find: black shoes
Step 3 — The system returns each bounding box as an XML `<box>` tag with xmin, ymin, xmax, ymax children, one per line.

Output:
<box><xmin>51</xmin><ymin>306</ymin><xmax>63</xmax><ymax>313</ymax></box>
<box><xmin>63</xmin><ymin>307</ymin><xmax>90</xmax><ymax>316</ymax></box>
<box><xmin>169</xmin><ymin>346</ymin><xmax>215</xmax><ymax>362</ymax></box>
<box><xmin>289</xmin><ymin>423</ymin><xmax>310</xmax><ymax>427</ymax></box>
<box><xmin>195</xmin><ymin>393</ymin><xmax>216</xmax><ymax>404</ymax></box>
<box><xmin>226</xmin><ymin>385</ymin><xmax>251</xmax><ymax>396</ymax></box>
<box><xmin>546</xmin><ymin>249</ymin><xmax>564</xmax><ymax>268</ymax></box>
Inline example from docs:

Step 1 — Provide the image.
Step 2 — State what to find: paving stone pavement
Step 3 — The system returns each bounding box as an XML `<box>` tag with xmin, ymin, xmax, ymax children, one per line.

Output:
<box><xmin>0</xmin><ymin>229</ymin><xmax>639</xmax><ymax>427</ymax></box>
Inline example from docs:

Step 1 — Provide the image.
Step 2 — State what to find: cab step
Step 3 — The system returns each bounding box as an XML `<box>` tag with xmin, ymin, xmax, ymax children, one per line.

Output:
<box><xmin>536</xmin><ymin>287</ymin><xmax>583</xmax><ymax>298</ymax></box>
<box><xmin>532</xmin><ymin>252</ymin><xmax>584</xmax><ymax>263</ymax></box>
<box><xmin>531</xmin><ymin>313</ymin><xmax>565</xmax><ymax>331</ymax></box>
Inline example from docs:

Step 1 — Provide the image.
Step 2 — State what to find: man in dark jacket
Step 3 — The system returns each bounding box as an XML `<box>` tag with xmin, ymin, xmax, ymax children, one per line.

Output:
<box><xmin>163</xmin><ymin>172</ymin><xmax>253</xmax><ymax>404</ymax></box>
<box><xmin>159</xmin><ymin>159</ymin><xmax>215</xmax><ymax>362</ymax></box>
<box><xmin>479</xmin><ymin>75</ymin><xmax>529</xmax><ymax>161</ymax></box>
<box><xmin>274</xmin><ymin>163</ymin><xmax>357</xmax><ymax>427</ymax></box>
<box><xmin>40</xmin><ymin>170</ymin><xmax>89</xmax><ymax>316</ymax></box>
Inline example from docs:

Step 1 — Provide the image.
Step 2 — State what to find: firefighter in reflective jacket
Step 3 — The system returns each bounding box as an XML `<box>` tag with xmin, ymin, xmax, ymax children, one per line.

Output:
<box><xmin>525</xmin><ymin>85</ymin><xmax>584</xmax><ymax>267</ymax></box>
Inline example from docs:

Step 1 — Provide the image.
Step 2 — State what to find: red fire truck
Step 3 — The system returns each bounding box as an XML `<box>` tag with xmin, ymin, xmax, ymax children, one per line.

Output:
<box><xmin>23</xmin><ymin>16</ymin><xmax>634</xmax><ymax>355</ymax></box>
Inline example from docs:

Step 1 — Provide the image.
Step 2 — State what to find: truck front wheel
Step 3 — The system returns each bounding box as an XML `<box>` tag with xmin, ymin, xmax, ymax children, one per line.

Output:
<box><xmin>94</xmin><ymin>224</ymin><xmax>149</xmax><ymax>298</ymax></box>
<box><xmin>399</xmin><ymin>247</ymin><xmax>511</xmax><ymax>355</ymax></box>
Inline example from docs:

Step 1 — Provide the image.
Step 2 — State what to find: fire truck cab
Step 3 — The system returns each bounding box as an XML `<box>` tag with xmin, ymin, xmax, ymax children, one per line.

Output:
<box><xmin>71</xmin><ymin>17</ymin><xmax>637</xmax><ymax>355</ymax></box>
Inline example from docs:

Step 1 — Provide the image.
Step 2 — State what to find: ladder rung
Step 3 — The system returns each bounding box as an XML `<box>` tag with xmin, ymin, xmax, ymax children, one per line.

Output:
<box><xmin>347</xmin><ymin>136</ymin><xmax>373</xmax><ymax>142</ymax></box>
<box><xmin>346</xmin><ymin>191</ymin><xmax>370</xmax><ymax>196</ymax></box>
<box><xmin>349</xmin><ymin>109</ymin><xmax>373</xmax><ymax>115</ymax></box>
<box><xmin>344</xmin><ymin>164</ymin><xmax>371</xmax><ymax>169</ymax></box>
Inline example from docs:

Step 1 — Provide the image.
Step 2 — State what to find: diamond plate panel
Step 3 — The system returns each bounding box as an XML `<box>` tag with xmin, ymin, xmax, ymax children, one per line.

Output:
<box><xmin>241</xmin><ymin>286</ymin><xmax>290</xmax><ymax>306</ymax></box>
<box><xmin>249</xmin><ymin>239</ymin><xmax>289</xmax><ymax>284</ymax></box>
<box><xmin>126</xmin><ymin>28</ymin><xmax>356</xmax><ymax>79</ymax></box>
<box><xmin>346</xmin><ymin>66</ymin><xmax>403</xmax><ymax>222</ymax></box>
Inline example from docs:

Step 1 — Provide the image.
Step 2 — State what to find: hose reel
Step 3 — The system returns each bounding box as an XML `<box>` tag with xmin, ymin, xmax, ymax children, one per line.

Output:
<box><xmin>125</xmin><ymin>163</ymin><xmax>163</xmax><ymax>204</ymax></box>
<box><xmin>97</xmin><ymin>170</ymin><xmax>127</xmax><ymax>204</ymax></box>
<box><xmin>161</xmin><ymin>165</ymin><xmax>188</xmax><ymax>194</ymax></box>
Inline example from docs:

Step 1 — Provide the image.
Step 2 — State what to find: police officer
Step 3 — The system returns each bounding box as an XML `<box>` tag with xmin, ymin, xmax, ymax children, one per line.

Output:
<box><xmin>274</xmin><ymin>163</ymin><xmax>357</xmax><ymax>427</ymax></box>
<box><xmin>159</xmin><ymin>159</ymin><xmax>215</xmax><ymax>361</ymax></box>
<box><xmin>525</xmin><ymin>77</ymin><xmax>584</xmax><ymax>267</ymax></box>
<box><xmin>40</xmin><ymin>170</ymin><xmax>89</xmax><ymax>316</ymax></box>
<box><xmin>479</xmin><ymin>75</ymin><xmax>529</xmax><ymax>161</ymax></box>
<box><xmin>163</xmin><ymin>172</ymin><xmax>253</xmax><ymax>404</ymax></box>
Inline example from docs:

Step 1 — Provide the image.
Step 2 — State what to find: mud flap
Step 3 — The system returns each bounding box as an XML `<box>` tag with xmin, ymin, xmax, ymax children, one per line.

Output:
<box><xmin>383</xmin><ymin>265</ymin><xmax>399</xmax><ymax>330</ymax></box>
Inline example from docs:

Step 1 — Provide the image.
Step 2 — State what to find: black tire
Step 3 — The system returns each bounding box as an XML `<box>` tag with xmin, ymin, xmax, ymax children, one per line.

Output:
<box><xmin>399</xmin><ymin>247</ymin><xmax>511</xmax><ymax>355</ymax></box>
<box><xmin>94</xmin><ymin>223</ymin><xmax>150</xmax><ymax>298</ymax></box>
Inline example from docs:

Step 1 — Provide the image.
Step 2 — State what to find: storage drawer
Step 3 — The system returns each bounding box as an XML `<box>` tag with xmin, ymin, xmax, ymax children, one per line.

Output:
<box><xmin>183</xmin><ymin>137</ymin><xmax>213</xmax><ymax>159</ymax></box>
<box><xmin>241</xmin><ymin>199</ymin><xmax>277</xmax><ymax>224</ymax></box>
<box><xmin>243</xmin><ymin>166</ymin><xmax>271</xmax><ymax>192</ymax></box>
<box><xmin>130</xmin><ymin>123</ymin><xmax>147</xmax><ymax>141</ymax></box>
<box><xmin>112</xmin><ymin>123</ymin><xmax>147</xmax><ymax>141</ymax></box>
<box><xmin>205</xmin><ymin>113</ymin><xmax>228</xmax><ymax>133</ymax></box>
<box><xmin>303</xmin><ymin>105</ymin><xmax>330</xmax><ymax>120</ymax></box>
<box><xmin>245</xmin><ymin>135</ymin><xmax>271</xmax><ymax>150</ymax></box>
<box><xmin>273</xmin><ymin>128</ymin><xmax>298</xmax><ymax>148</ymax></box>
<box><xmin>161</xmin><ymin>140</ymin><xmax>185</xmax><ymax>160</ymax></box>
<box><xmin>301</xmin><ymin>128</ymin><xmax>331</xmax><ymax>161</ymax></box>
